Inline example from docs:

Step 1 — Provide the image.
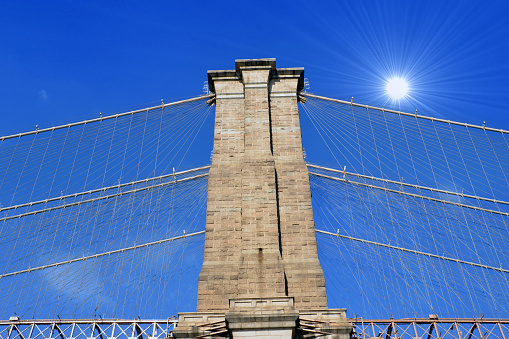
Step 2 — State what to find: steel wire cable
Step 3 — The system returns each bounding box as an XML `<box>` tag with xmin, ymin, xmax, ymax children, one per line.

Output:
<box><xmin>0</xmin><ymin>95</ymin><xmax>213</xmax><ymax>319</ymax></box>
<box><xmin>301</xmin><ymin>95</ymin><xmax>509</xmax><ymax>319</ymax></box>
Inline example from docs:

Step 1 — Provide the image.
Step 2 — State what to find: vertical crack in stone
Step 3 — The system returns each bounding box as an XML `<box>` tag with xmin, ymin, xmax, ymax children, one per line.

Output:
<box><xmin>197</xmin><ymin>59</ymin><xmax>327</xmax><ymax>311</ymax></box>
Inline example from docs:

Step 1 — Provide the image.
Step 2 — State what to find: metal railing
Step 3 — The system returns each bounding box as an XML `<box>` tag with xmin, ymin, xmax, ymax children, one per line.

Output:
<box><xmin>2</xmin><ymin>318</ymin><xmax>508</xmax><ymax>339</ymax></box>
<box><xmin>350</xmin><ymin>318</ymin><xmax>509</xmax><ymax>339</ymax></box>
<box><xmin>0</xmin><ymin>319</ymin><xmax>177</xmax><ymax>339</ymax></box>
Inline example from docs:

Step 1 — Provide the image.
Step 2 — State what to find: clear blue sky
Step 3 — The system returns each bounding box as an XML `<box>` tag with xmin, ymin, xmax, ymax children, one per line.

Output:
<box><xmin>1</xmin><ymin>0</ymin><xmax>509</xmax><ymax>135</ymax></box>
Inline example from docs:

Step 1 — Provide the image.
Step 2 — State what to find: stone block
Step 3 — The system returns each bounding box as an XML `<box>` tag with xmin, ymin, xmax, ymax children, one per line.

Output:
<box><xmin>197</xmin><ymin>58</ymin><xmax>329</xmax><ymax>313</ymax></box>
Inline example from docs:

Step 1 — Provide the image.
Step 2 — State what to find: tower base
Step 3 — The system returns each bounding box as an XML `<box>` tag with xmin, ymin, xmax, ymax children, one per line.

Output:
<box><xmin>173</xmin><ymin>297</ymin><xmax>353</xmax><ymax>339</ymax></box>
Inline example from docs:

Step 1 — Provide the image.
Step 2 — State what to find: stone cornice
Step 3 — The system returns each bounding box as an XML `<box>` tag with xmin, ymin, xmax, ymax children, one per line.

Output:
<box><xmin>208</xmin><ymin>58</ymin><xmax>304</xmax><ymax>93</ymax></box>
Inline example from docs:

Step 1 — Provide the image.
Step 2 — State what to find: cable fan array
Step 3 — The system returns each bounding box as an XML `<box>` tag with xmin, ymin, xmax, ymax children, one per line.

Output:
<box><xmin>0</xmin><ymin>96</ymin><xmax>213</xmax><ymax>319</ymax></box>
<box><xmin>300</xmin><ymin>94</ymin><xmax>509</xmax><ymax>319</ymax></box>
<box><xmin>2</xmin><ymin>89</ymin><xmax>509</xmax><ymax>322</ymax></box>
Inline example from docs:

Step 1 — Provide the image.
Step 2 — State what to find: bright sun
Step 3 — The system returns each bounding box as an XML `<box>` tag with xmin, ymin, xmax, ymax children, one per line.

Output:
<box><xmin>386</xmin><ymin>77</ymin><xmax>409</xmax><ymax>100</ymax></box>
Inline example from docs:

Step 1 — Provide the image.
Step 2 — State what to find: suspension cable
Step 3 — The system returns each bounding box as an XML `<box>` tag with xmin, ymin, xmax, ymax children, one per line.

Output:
<box><xmin>316</xmin><ymin>229</ymin><xmax>509</xmax><ymax>274</ymax></box>
<box><xmin>307</xmin><ymin>164</ymin><xmax>509</xmax><ymax>207</ymax></box>
<box><xmin>301</xmin><ymin>93</ymin><xmax>509</xmax><ymax>134</ymax></box>
<box><xmin>0</xmin><ymin>165</ymin><xmax>210</xmax><ymax>213</ymax></box>
<box><xmin>0</xmin><ymin>94</ymin><xmax>214</xmax><ymax>141</ymax></box>
<box><xmin>0</xmin><ymin>231</ymin><xmax>205</xmax><ymax>279</ymax></box>
<box><xmin>0</xmin><ymin>173</ymin><xmax>209</xmax><ymax>222</ymax></box>
<box><xmin>309</xmin><ymin>172</ymin><xmax>509</xmax><ymax>217</ymax></box>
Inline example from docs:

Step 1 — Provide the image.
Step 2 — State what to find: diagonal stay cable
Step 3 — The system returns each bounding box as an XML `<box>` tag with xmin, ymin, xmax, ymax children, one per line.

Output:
<box><xmin>308</xmin><ymin>172</ymin><xmax>509</xmax><ymax>217</ymax></box>
<box><xmin>0</xmin><ymin>230</ymin><xmax>205</xmax><ymax>279</ymax></box>
<box><xmin>307</xmin><ymin>164</ymin><xmax>509</xmax><ymax>207</ymax></box>
<box><xmin>0</xmin><ymin>173</ymin><xmax>209</xmax><ymax>221</ymax></box>
<box><xmin>316</xmin><ymin>229</ymin><xmax>509</xmax><ymax>274</ymax></box>
<box><xmin>0</xmin><ymin>165</ymin><xmax>210</xmax><ymax>213</ymax></box>
<box><xmin>0</xmin><ymin>94</ymin><xmax>214</xmax><ymax>141</ymax></box>
<box><xmin>300</xmin><ymin>93</ymin><xmax>509</xmax><ymax>134</ymax></box>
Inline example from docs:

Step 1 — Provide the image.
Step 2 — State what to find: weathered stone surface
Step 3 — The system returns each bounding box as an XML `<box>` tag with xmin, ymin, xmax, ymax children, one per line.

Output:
<box><xmin>174</xmin><ymin>58</ymin><xmax>352</xmax><ymax>339</ymax></box>
<box><xmin>196</xmin><ymin>59</ymin><xmax>327</xmax><ymax>312</ymax></box>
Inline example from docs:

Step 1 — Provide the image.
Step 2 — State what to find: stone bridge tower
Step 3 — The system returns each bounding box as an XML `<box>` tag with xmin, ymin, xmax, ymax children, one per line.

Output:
<box><xmin>174</xmin><ymin>59</ymin><xmax>352</xmax><ymax>339</ymax></box>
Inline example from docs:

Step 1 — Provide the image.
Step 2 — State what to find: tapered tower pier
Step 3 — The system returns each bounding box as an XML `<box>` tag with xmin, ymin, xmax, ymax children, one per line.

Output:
<box><xmin>174</xmin><ymin>59</ymin><xmax>352</xmax><ymax>339</ymax></box>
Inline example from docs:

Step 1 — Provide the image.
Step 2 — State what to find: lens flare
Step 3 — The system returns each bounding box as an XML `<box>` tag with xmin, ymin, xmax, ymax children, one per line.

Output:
<box><xmin>386</xmin><ymin>77</ymin><xmax>409</xmax><ymax>100</ymax></box>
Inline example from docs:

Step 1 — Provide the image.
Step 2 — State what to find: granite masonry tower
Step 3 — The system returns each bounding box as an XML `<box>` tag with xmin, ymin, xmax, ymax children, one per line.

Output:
<box><xmin>174</xmin><ymin>59</ymin><xmax>352</xmax><ymax>339</ymax></box>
